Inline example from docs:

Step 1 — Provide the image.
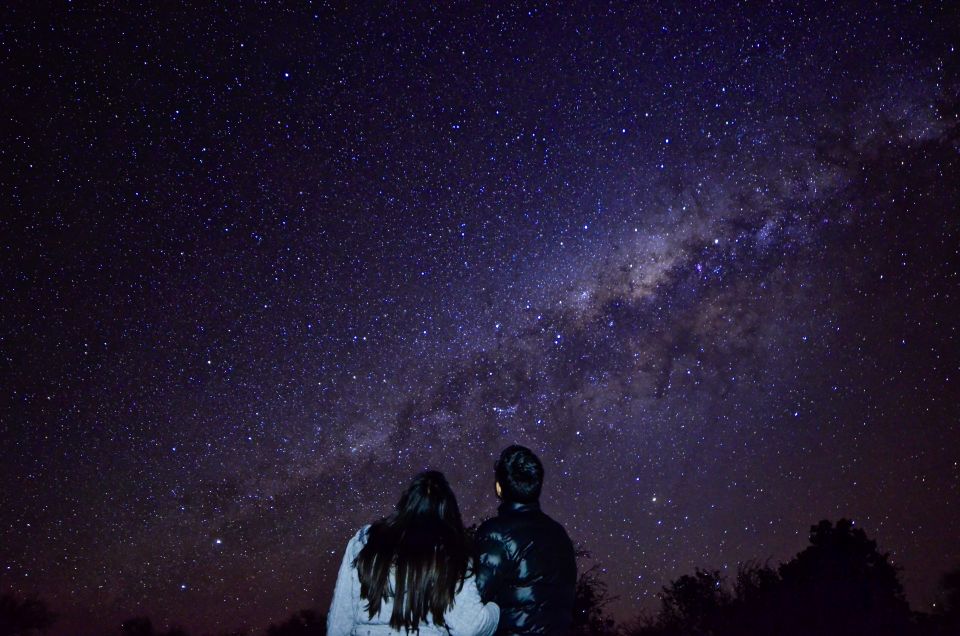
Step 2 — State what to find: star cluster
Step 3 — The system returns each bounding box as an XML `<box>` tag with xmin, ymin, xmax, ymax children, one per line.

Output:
<box><xmin>1</xmin><ymin>3</ymin><xmax>958</xmax><ymax>634</ymax></box>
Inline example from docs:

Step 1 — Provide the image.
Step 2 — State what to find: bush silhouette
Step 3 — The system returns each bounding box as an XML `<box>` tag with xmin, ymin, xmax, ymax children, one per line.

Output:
<box><xmin>775</xmin><ymin>519</ymin><xmax>910</xmax><ymax>635</ymax></box>
<box><xmin>264</xmin><ymin>610</ymin><xmax>325</xmax><ymax>636</ymax></box>
<box><xmin>930</xmin><ymin>566</ymin><xmax>960</xmax><ymax>635</ymax></box>
<box><xmin>572</xmin><ymin>564</ymin><xmax>618</xmax><ymax>636</ymax></box>
<box><xmin>628</xmin><ymin>519</ymin><xmax>914</xmax><ymax>636</ymax></box>
<box><xmin>120</xmin><ymin>616</ymin><xmax>190</xmax><ymax>636</ymax></box>
<box><xmin>0</xmin><ymin>593</ymin><xmax>56</xmax><ymax>636</ymax></box>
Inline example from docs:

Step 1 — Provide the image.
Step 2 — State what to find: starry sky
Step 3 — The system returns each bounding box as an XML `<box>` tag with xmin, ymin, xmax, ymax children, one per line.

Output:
<box><xmin>2</xmin><ymin>2</ymin><xmax>959</xmax><ymax>634</ymax></box>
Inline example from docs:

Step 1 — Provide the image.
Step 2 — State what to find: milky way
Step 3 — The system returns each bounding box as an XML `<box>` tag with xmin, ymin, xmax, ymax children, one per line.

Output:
<box><xmin>2</xmin><ymin>3</ymin><xmax>958</xmax><ymax>634</ymax></box>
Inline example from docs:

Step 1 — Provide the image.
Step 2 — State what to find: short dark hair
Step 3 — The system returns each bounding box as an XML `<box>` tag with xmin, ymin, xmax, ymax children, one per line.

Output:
<box><xmin>495</xmin><ymin>445</ymin><xmax>544</xmax><ymax>503</ymax></box>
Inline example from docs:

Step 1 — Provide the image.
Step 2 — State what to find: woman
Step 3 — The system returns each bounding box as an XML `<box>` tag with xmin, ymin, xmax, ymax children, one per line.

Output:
<box><xmin>327</xmin><ymin>471</ymin><xmax>499</xmax><ymax>635</ymax></box>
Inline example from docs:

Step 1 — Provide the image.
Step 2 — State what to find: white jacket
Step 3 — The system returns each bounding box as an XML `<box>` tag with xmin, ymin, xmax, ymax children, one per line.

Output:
<box><xmin>326</xmin><ymin>526</ymin><xmax>500</xmax><ymax>636</ymax></box>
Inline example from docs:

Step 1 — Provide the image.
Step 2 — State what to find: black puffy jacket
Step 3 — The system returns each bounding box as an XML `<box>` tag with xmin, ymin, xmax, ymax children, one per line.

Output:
<box><xmin>475</xmin><ymin>501</ymin><xmax>577</xmax><ymax>635</ymax></box>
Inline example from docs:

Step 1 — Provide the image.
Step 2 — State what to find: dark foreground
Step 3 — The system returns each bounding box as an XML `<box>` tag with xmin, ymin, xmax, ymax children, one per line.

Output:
<box><xmin>3</xmin><ymin>519</ymin><xmax>959</xmax><ymax>636</ymax></box>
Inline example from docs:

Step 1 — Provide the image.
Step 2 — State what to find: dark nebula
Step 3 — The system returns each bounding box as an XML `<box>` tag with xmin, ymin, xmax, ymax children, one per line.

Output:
<box><xmin>1</xmin><ymin>2</ymin><xmax>958</xmax><ymax>633</ymax></box>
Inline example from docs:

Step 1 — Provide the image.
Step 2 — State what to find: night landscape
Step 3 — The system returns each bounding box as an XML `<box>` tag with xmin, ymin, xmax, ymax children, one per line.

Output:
<box><xmin>2</xmin><ymin>2</ymin><xmax>959</xmax><ymax>635</ymax></box>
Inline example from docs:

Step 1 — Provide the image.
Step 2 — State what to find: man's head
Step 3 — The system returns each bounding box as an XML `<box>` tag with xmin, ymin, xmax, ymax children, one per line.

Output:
<box><xmin>494</xmin><ymin>445</ymin><xmax>544</xmax><ymax>503</ymax></box>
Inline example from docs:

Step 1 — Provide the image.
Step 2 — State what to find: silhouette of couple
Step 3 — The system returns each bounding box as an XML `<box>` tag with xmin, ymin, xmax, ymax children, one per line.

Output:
<box><xmin>327</xmin><ymin>445</ymin><xmax>577</xmax><ymax>635</ymax></box>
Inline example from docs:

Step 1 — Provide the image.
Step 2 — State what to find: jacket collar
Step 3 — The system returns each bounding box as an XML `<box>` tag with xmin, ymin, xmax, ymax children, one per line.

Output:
<box><xmin>498</xmin><ymin>500</ymin><xmax>541</xmax><ymax>515</ymax></box>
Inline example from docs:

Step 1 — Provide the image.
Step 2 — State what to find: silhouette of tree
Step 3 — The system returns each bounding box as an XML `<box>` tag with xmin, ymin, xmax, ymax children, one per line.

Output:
<box><xmin>731</xmin><ymin>561</ymin><xmax>778</xmax><ymax>607</ymax></box>
<box><xmin>121</xmin><ymin>617</ymin><xmax>156</xmax><ymax>636</ymax></box>
<box><xmin>725</xmin><ymin>561</ymin><xmax>780</xmax><ymax>635</ymax></box>
<box><xmin>776</xmin><ymin>519</ymin><xmax>910</xmax><ymax>636</ymax></box>
<box><xmin>120</xmin><ymin>616</ymin><xmax>190</xmax><ymax>636</ymax></box>
<box><xmin>571</xmin><ymin>564</ymin><xmax>617</xmax><ymax>636</ymax></box>
<box><xmin>620</xmin><ymin>569</ymin><xmax>731</xmax><ymax>636</ymax></box>
<box><xmin>625</xmin><ymin>520</ymin><xmax>916</xmax><ymax>636</ymax></box>
<box><xmin>264</xmin><ymin>609</ymin><xmax>325</xmax><ymax>636</ymax></box>
<box><xmin>619</xmin><ymin>614</ymin><xmax>660</xmax><ymax>636</ymax></box>
<box><xmin>0</xmin><ymin>593</ymin><xmax>56</xmax><ymax>635</ymax></box>
<box><xmin>936</xmin><ymin>566</ymin><xmax>960</xmax><ymax>615</ymax></box>
<box><xmin>930</xmin><ymin>565</ymin><xmax>960</xmax><ymax>635</ymax></box>
<box><xmin>658</xmin><ymin>568</ymin><xmax>730</xmax><ymax>636</ymax></box>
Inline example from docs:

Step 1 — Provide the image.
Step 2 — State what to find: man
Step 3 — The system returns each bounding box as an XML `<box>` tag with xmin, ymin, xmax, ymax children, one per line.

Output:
<box><xmin>475</xmin><ymin>445</ymin><xmax>577</xmax><ymax>635</ymax></box>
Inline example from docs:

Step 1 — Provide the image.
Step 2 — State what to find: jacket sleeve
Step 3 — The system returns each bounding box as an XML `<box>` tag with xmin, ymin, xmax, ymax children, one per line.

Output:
<box><xmin>474</xmin><ymin>525</ymin><xmax>509</xmax><ymax>604</ymax></box>
<box><xmin>444</xmin><ymin>574</ymin><xmax>500</xmax><ymax>636</ymax></box>
<box><xmin>326</xmin><ymin>528</ymin><xmax>364</xmax><ymax>636</ymax></box>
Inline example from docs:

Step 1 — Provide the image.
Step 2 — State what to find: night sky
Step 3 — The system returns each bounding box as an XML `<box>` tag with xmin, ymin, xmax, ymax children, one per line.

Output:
<box><xmin>2</xmin><ymin>2</ymin><xmax>959</xmax><ymax>634</ymax></box>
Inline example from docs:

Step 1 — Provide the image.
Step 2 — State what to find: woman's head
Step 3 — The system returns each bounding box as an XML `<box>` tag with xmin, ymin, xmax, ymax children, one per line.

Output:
<box><xmin>394</xmin><ymin>470</ymin><xmax>463</xmax><ymax>528</ymax></box>
<box><xmin>355</xmin><ymin>470</ymin><xmax>471</xmax><ymax>631</ymax></box>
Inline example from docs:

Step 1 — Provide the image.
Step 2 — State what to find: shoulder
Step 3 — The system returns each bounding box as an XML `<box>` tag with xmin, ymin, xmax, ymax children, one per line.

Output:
<box><xmin>346</xmin><ymin>524</ymin><xmax>371</xmax><ymax>558</ymax></box>
<box><xmin>539</xmin><ymin>514</ymin><xmax>576</xmax><ymax>555</ymax></box>
<box><xmin>541</xmin><ymin>512</ymin><xmax>573</xmax><ymax>539</ymax></box>
<box><xmin>476</xmin><ymin>515</ymin><xmax>509</xmax><ymax>540</ymax></box>
<box><xmin>355</xmin><ymin>524</ymin><xmax>371</xmax><ymax>543</ymax></box>
<box><xmin>542</xmin><ymin>511</ymin><xmax>567</xmax><ymax>531</ymax></box>
<box><xmin>476</xmin><ymin>516</ymin><xmax>498</xmax><ymax>533</ymax></box>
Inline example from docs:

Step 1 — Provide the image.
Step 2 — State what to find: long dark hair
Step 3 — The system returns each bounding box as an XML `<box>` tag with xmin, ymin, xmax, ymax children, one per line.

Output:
<box><xmin>355</xmin><ymin>470</ymin><xmax>471</xmax><ymax>631</ymax></box>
